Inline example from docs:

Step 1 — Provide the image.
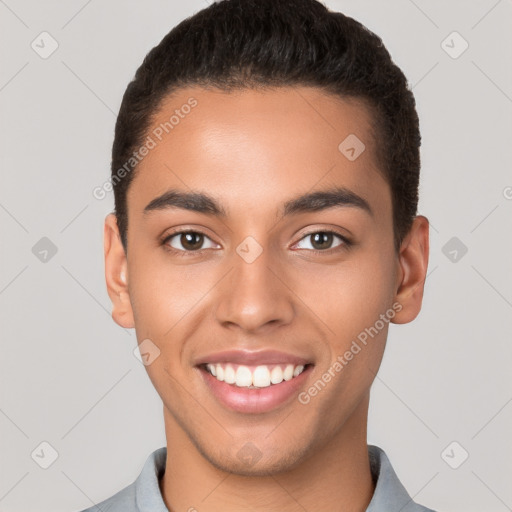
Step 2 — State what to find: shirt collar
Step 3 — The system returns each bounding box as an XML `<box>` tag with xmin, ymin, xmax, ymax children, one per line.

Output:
<box><xmin>366</xmin><ymin>444</ymin><xmax>430</xmax><ymax>511</ymax></box>
<box><xmin>134</xmin><ymin>446</ymin><xmax>168</xmax><ymax>512</ymax></box>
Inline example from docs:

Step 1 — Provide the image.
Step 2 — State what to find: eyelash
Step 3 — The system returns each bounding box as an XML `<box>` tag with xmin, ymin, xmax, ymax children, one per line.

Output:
<box><xmin>161</xmin><ymin>229</ymin><xmax>352</xmax><ymax>257</ymax></box>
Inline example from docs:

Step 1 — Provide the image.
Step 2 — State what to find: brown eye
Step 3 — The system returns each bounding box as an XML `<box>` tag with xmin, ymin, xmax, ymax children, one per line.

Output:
<box><xmin>310</xmin><ymin>232</ymin><xmax>335</xmax><ymax>250</ymax></box>
<box><xmin>295</xmin><ymin>231</ymin><xmax>348</xmax><ymax>252</ymax></box>
<box><xmin>180</xmin><ymin>232</ymin><xmax>203</xmax><ymax>250</ymax></box>
<box><xmin>164</xmin><ymin>231</ymin><xmax>218</xmax><ymax>252</ymax></box>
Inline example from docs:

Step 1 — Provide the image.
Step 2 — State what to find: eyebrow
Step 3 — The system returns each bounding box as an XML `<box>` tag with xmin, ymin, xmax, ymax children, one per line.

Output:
<box><xmin>143</xmin><ymin>186</ymin><xmax>373</xmax><ymax>218</ymax></box>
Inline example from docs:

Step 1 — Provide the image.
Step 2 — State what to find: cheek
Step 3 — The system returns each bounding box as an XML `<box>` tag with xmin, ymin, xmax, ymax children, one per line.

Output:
<box><xmin>299</xmin><ymin>255</ymin><xmax>394</xmax><ymax>421</ymax></box>
<box><xmin>127</xmin><ymin>252</ymin><xmax>213</xmax><ymax>337</ymax></box>
<box><xmin>295</xmin><ymin>251</ymin><xmax>396</xmax><ymax>348</ymax></box>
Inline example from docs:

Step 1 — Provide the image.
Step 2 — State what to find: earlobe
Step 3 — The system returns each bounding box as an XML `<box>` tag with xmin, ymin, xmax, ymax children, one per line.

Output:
<box><xmin>104</xmin><ymin>213</ymin><xmax>135</xmax><ymax>329</ymax></box>
<box><xmin>391</xmin><ymin>215</ymin><xmax>430</xmax><ymax>325</ymax></box>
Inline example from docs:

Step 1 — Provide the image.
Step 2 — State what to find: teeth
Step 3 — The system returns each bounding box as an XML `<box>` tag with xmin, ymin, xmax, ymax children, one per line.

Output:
<box><xmin>293</xmin><ymin>365</ymin><xmax>304</xmax><ymax>377</ymax></box>
<box><xmin>253</xmin><ymin>366</ymin><xmax>271</xmax><ymax>387</ymax></box>
<box><xmin>283</xmin><ymin>364</ymin><xmax>294</xmax><ymax>381</ymax></box>
<box><xmin>270</xmin><ymin>366</ymin><xmax>284</xmax><ymax>384</ymax></box>
<box><xmin>224</xmin><ymin>364</ymin><xmax>236</xmax><ymax>384</ymax></box>
<box><xmin>205</xmin><ymin>363</ymin><xmax>307</xmax><ymax>388</ymax></box>
<box><xmin>235</xmin><ymin>365</ymin><xmax>252</xmax><ymax>387</ymax></box>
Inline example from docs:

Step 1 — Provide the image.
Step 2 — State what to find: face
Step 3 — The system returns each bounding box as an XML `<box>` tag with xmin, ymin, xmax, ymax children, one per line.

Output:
<box><xmin>104</xmin><ymin>86</ymin><xmax>429</xmax><ymax>476</ymax></box>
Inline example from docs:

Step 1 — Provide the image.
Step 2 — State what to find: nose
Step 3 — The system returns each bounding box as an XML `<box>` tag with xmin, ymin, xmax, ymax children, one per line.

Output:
<box><xmin>214</xmin><ymin>248</ymin><xmax>295</xmax><ymax>333</ymax></box>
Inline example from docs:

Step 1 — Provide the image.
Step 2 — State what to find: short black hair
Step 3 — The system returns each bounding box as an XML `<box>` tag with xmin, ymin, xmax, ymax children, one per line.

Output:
<box><xmin>111</xmin><ymin>0</ymin><xmax>421</xmax><ymax>253</ymax></box>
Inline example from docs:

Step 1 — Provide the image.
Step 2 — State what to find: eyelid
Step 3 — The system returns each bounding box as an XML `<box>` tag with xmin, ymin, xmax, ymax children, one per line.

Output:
<box><xmin>161</xmin><ymin>228</ymin><xmax>220</xmax><ymax>253</ymax></box>
<box><xmin>291</xmin><ymin>228</ymin><xmax>351</xmax><ymax>251</ymax></box>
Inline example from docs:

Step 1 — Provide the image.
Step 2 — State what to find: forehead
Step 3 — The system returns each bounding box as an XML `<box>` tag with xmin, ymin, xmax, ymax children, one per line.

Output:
<box><xmin>128</xmin><ymin>86</ymin><xmax>390</xmax><ymax>220</ymax></box>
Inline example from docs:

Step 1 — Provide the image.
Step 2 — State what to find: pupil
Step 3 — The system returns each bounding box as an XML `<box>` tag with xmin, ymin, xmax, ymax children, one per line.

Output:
<box><xmin>312</xmin><ymin>232</ymin><xmax>332</xmax><ymax>250</ymax></box>
<box><xmin>182</xmin><ymin>232</ymin><xmax>203</xmax><ymax>250</ymax></box>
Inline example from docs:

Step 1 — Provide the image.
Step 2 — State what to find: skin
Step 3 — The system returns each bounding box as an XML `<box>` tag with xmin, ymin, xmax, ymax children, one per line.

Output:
<box><xmin>104</xmin><ymin>86</ymin><xmax>429</xmax><ymax>511</ymax></box>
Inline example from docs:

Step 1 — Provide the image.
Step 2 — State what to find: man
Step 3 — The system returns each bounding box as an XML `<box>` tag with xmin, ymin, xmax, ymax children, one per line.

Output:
<box><xmin>80</xmin><ymin>0</ymin><xmax>434</xmax><ymax>510</ymax></box>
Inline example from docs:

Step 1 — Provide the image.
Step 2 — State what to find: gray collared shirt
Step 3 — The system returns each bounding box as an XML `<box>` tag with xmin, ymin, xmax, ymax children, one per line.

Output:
<box><xmin>78</xmin><ymin>444</ymin><xmax>436</xmax><ymax>511</ymax></box>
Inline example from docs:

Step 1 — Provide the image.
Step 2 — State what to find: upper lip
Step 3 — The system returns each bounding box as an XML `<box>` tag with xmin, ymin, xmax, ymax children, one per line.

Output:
<box><xmin>195</xmin><ymin>349</ymin><xmax>312</xmax><ymax>367</ymax></box>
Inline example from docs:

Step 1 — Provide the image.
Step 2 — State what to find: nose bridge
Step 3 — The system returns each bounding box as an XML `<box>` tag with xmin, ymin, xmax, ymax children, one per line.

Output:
<box><xmin>214</xmin><ymin>239</ymin><xmax>295</xmax><ymax>331</ymax></box>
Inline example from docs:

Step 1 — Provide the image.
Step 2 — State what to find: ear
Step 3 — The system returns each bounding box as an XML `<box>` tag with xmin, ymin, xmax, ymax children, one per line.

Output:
<box><xmin>104</xmin><ymin>213</ymin><xmax>135</xmax><ymax>329</ymax></box>
<box><xmin>391</xmin><ymin>215</ymin><xmax>430</xmax><ymax>324</ymax></box>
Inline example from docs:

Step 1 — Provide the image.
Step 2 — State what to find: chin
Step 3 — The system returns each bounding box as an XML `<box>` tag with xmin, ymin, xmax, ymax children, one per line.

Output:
<box><xmin>197</xmin><ymin>440</ymin><xmax>311</xmax><ymax>477</ymax></box>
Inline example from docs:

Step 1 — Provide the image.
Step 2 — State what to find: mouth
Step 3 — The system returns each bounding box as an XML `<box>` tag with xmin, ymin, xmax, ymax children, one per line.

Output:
<box><xmin>195</xmin><ymin>350</ymin><xmax>314</xmax><ymax>414</ymax></box>
<box><xmin>202</xmin><ymin>362</ymin><xmax>308</xmax><ymax>388</ymax></box>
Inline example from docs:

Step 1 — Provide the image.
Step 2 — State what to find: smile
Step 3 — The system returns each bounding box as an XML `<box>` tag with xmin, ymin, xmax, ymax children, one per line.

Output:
<box><xmin>197</xmin><ymin>358</ymin><xmax>313</xmax><ymax>414</ymax></box>
<box><xmin>204</xmin><ymin>363</ymin><xmax>306</xmax><ymax>388</ymax></box>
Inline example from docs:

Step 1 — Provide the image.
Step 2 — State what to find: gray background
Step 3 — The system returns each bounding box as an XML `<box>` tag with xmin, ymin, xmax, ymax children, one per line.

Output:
<box><xmin>1</xmin><ymin>1</ymin><xmax>511</xmax><ymax>511</ymax></box>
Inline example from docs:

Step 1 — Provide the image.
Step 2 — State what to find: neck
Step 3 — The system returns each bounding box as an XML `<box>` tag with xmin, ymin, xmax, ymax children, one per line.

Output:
<box><xmin>160</xmin><ymin>395</ymin><xmax>374</xmax><ymax>512</ymax></box>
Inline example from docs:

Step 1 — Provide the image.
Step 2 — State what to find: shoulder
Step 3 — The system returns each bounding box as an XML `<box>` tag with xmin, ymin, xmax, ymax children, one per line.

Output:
<box><xmin>367</xmin><ymin>444</ymin><xmax>437</xmax><ymax>512</ymax></box>
<box><xmin>73</xmin><ymin>446</ymin><xmax>167</xmax><ymax>512</ymax></box>
<box><xmin>76</xmin><ymin>481</ymin><xmax>137</xmax><ymax>512</ymax></box>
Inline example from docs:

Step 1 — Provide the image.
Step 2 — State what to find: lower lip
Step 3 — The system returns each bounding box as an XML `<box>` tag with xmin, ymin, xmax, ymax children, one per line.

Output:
<box><xmin>199</xmin><ymin>366</ymin><xmax>312</xmax><ymax>414</ymax></box>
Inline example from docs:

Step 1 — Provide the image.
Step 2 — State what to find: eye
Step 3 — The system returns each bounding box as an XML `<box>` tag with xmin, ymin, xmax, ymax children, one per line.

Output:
<box><xmin>163</xmin><ymin>230</ymin><xmax>219</xmax><ymax>252</ymax></box>
<box><xmin>294</xmin><ymin>230</ymin><xmax>350</xmax><ymax>252</ymax></box>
